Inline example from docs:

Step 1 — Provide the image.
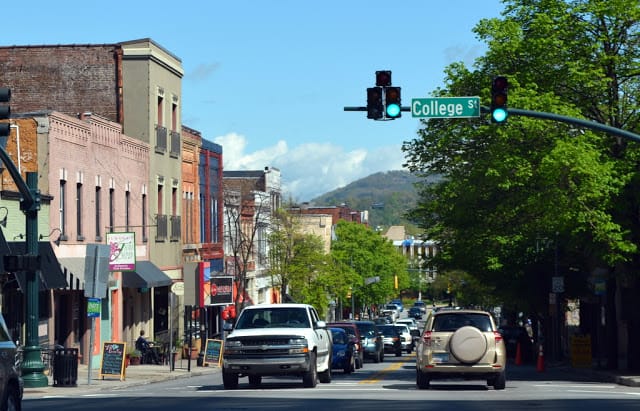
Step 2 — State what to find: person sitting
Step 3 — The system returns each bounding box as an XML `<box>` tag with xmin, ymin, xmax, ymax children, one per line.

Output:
<box><xmin>135</xmin><ymin>330</ymin><xmax>161</xmax><ymax>365</ymax></box>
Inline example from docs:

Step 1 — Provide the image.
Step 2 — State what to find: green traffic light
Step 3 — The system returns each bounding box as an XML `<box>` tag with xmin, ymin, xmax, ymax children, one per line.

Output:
<box><xmin>492</xmin><ymin>108</ymin><xmax>508</xmax><ymax>123</ymax></box>
<box><xmin>386</xmin><ymin>104</ymin><xmax>401</xmax><ymax>118</ymax></box>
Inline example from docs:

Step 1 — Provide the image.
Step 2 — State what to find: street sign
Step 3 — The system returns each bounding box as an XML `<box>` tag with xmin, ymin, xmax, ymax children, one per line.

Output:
<box><xmin>412</xmin><ymin>97</ymin><xmax>480</xmax><ymax>118</ymax></box>
<box><xmin>87</xmin><ymin>298</ymin><xmax>101</xmax><ymax>318</ymax></box>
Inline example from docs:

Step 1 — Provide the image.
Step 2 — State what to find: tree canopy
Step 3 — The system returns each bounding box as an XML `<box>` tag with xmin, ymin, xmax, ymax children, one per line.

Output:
<box><xmin>402</xmin><ymin>0</ymin><xmax>640</xmax><ymax>314</ymax></box>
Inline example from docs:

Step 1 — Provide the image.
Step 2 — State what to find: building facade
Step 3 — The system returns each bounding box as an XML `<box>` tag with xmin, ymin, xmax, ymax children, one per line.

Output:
<box><xmin>0</xmin><ymin>39</ymin><xmax>184</xmax><ymax>359</ymax></box>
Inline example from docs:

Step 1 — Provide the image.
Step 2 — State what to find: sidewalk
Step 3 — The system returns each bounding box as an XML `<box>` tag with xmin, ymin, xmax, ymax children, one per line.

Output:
<box><xmin>23</xmin><ymin>357</ymin><xmax>221</xmax><ymax>398</ymax></box>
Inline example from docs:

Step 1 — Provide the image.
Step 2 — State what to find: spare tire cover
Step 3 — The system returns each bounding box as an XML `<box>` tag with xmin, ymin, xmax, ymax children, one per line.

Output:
<box><xmin>449</xmin><ymin>326</ymin><xmax>488</xmax><ymax>364</ymax></box>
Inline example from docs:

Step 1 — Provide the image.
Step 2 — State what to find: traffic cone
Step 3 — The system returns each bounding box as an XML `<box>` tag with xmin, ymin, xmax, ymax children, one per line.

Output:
<box><xmin>536</xmin><ymin>344</ymin><xmax>545</xmax><ymax>372</ymax></box>
<box><xmin>515</xmin><ymin>342</ymin><xmax>522</xmax><ymax>366</ymax></box>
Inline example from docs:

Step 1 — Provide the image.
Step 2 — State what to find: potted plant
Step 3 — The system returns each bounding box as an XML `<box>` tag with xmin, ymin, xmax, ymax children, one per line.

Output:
<box><xmin>127</xmin><ymin>349</ymin><xmax>142</xmax><ymax>365</ymax></box>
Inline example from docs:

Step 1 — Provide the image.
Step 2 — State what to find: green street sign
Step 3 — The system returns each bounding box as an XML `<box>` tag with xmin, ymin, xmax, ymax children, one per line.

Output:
<box><xmin>87</xmin><ymin>297</ymin><xmax>101</xmax><ymax>318</ymax></box>
<box><xmin>412</xmin><ymin>97</ymin><xmax>480</xmax><ymax>118</ymax></box>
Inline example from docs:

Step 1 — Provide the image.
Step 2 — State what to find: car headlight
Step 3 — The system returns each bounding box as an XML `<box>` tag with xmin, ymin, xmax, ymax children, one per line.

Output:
<box><xmin>289</xmin><ymin>338</ymin><xmax>307</xmax><ymax>345</ymax></box>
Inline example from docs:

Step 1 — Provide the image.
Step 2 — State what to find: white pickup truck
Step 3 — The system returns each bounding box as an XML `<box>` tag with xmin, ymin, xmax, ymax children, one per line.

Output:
<box><xmin>221</xmin><ymin>303</ymin><xmax>333</xmax><ymax>389</ymax></box>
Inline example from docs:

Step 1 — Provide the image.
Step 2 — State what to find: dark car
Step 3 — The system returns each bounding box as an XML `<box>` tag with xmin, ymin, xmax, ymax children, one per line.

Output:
<box><xmin>408</xmin><ymin>306</ymin><xmax>423</xmax><ymax>319</ymax></box>
<box><xmin>377</xmin><ymin>324</ymin><xmax>403</xmax><ymax>357</ymax></box>
<box><xmin>329</xmin><ymin>328</ymin><xmax>356</xmax><ymax>374</ymax></box>
<box><xmin>0</xmin><ymin>313</ymin><xmax>22</xmax><ymax>411</ymax></box>
<box><xmin>499</xmin><ymin>325</ymin><xmax>535</xmax><ymax>363</ymax></box>
<box><xmin>327</xmin><ymin>322</ymin><xmax>364</xmax><ymax>369</ymax></box>
<box><xmin>351</xmin><ymin>320</ymin><xmax>384</xmax><ymax>363</ymax></box>
<box><xmin>413</xmin><ymin>300</ymin><xmax>427</xmax><ymax>314</ymax></box>
<box><xmin>373</xmin><ymin>316</ymin><xmax>392</xmax><ymax>325</ymax></box>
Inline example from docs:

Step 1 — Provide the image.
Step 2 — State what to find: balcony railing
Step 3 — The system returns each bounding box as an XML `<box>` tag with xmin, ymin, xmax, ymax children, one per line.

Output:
<box><xmin>170</xmin><ymin>131</ymin><xmax>180</xmax><ymax>158</ymax></box>
<box><xmin>155</xmin><ymin>214</ymin><xmax>168</xmax><ymax>241</ymax></box>
<box><xmin>170</xmin><ymin>215</ymin><xmax>181</xmax><ymax>242</ymax></box>
<box><xmin>155</xmin><ymin>125</ymin><xmax>167</xmax><ymax>154</ymax></box>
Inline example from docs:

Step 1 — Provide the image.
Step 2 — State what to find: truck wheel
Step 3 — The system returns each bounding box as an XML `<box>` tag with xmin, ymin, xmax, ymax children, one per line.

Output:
<box><xmin>222</xmin><ymin>368</ymin><xmax>239</xmax><ymax>390</ymax></box>
<box><xmin>318</xmin><ymin>354</ymin><xmax>332</xmax><ymax>383</ymax></box>
<box><xmin>303</xmin><ymin>352</ymin><xmax>317</xmax><ymax>388</ymax></box>
<box><xmin>248</xmin><ymin>375</ymin><xmax>261</xmax><ymax>387</ymax></box>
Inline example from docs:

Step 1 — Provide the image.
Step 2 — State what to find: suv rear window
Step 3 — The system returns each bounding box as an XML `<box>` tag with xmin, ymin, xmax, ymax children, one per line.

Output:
<box><xmin>432</xmin><ymin>313</ymin><xmax>493</xmax><ymax>332</ymax></box>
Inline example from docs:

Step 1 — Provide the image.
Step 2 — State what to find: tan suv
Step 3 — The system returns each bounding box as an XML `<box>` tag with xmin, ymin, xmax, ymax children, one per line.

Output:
<box><xmin>415</xmin><ymin>308</ymin><xmax>506</xmax><ymax>390</ymax></box>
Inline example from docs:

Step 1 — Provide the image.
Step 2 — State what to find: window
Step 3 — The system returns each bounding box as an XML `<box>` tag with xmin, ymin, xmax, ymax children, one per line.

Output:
<box><xmin>109</xmin><ymin>188</ymin><xmax>115</xmax><ymax>232</ymax></box>
<box><xmin>95</xmin><ymin>186</ymin><xmax>102</xmax><ymax>240</ymax></box>
<box><xmin>59</xmin><ymin>180</ymin><xmax>67</xmax><ymax>237</ymax></box>
<box><xmin>76</xmin><ymin>182</ymin><xmax>83</xmax><ymax>240</ymax></box>
<box><xmin>157</xmin><ymin>184</ymin><xmax>164</xmax><ymax>215</ymax></box>
<box><xmin>142</xmin><ymin>193</ymin><xmax>147</xmax><ymax>242</ymax></box>
<box><xmin>125</xmin><ymin>189</ymin><xmax>130</xmax><ymax>231</ymax></box>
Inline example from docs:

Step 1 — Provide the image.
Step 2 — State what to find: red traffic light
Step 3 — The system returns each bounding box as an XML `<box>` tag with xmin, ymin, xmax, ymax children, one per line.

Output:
<box><xmin>375</xmin><ymin>70</ymin><xmax>392</xmax><ymax>87</ymax></box>
<box><xmin>367</xmin><ymin>87</ymin><xmax>384</xmax><ymax>120</ymax></box>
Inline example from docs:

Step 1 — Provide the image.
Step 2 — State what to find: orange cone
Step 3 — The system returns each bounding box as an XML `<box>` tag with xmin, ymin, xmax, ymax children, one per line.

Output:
<box><xmin>515</xmin><ymin>342</ymin><xmax>522</xmax><ymax>366</ymax></box>
<box><xmin>536</xmin><ymin>344</ymin><xmax>545</xmax><ymax>372</ymax></box>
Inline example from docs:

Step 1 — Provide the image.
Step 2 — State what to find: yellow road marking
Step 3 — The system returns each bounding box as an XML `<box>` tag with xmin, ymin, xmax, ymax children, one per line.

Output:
<box><xmin>359</xmin><ymin>356</ymin><xmax>414</xmax><ymax>384</ymax></box>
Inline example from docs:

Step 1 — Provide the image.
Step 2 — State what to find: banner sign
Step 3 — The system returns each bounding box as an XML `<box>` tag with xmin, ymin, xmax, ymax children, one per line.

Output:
<box><xmin>210</xmin><ymin>276</ymin><xmax>234</xmax><ymax>305</ymax></box>
<box><xmin>106</xmin><ymin>232</ymin><xmax>136</xmax><ymax>271</ymax></box>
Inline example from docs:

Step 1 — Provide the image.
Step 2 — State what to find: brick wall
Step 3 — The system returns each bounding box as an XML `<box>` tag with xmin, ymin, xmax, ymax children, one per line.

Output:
<box><xmin>0</xmin><ymin>45</ymin><xmax>121</xmax><ymax>122</ymax></box>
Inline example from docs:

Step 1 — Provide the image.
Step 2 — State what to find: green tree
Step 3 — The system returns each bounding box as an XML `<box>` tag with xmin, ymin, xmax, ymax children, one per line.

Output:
<box><xmin>402</xmin><ymin>0</ymin><xmax>640</xmax><ymax>343</ymax></box>
<box><xmin>268</xmin><ymin>208</ymin><xmax>355</xmax><ymax>317</ymax></box>
<box><xmin>331</xmin><ymin>220</ymin><xmax>409</xmax><ymax>311</ymax></box>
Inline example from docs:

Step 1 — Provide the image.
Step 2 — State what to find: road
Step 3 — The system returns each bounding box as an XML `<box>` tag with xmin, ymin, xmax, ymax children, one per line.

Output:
<box><xmin>24</xmin><ymin>352</ymin><xmax>640</xmax><ymax>410</ymax></box>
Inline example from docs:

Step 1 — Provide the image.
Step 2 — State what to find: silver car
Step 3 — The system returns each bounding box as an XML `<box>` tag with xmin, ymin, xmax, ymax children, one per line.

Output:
<box><xmin>0</xmin><ymin>313</ymin><xmax>22</xmax><ymax>411</ymax></box>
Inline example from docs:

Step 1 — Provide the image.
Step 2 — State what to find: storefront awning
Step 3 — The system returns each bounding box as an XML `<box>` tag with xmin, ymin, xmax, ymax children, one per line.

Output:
<box><xmin>5</xmin><ymin>241</ymin><xmax>68</xmax><ymax>290</ymax></box>
<box><xmin>121</xmin><ymin>261</ymin><xmax>172</xmax><ymax>289</ymax></box>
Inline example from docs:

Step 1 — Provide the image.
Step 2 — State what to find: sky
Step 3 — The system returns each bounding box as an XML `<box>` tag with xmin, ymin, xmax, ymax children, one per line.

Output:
<box><xmin>3</xmin><ymin>0</ymin><xmax>506</xmax><ymax>202</ymax></box>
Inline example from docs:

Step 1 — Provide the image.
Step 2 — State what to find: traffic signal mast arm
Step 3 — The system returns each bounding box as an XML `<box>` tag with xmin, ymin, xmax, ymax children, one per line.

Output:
<box><xmin>480</xmin><ymin>106</ymin><xmax>640</xmax><ymax>143</ymax></box>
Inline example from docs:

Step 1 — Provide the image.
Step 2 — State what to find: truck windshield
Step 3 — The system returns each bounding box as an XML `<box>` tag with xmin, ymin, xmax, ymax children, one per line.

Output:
<box><xmin>235</xmin><ymin>307</ymin><xmax>310</xmax><ymax>329</ymax></box>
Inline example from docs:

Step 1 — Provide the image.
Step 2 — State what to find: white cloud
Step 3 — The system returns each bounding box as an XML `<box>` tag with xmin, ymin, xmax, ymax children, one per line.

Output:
<box><xmin>213</xmin><ymin>133</ymin><xmax>406</xmax><ymax>202</ymax></box>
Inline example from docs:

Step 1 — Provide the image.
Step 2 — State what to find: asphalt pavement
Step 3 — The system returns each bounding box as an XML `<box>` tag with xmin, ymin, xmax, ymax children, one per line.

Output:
<box><xmin>22</xmin><ymin>353</ymin><xmax>640</xmax><ymax>399</ymax></box>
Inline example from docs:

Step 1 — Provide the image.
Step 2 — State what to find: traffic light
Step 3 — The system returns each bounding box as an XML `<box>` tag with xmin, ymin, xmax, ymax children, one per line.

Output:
<box><xmin>0</xmin><ymin>87</ymin><xmax>10</xmax><ymax>137</ymax></box>
<box><xmin>375</xmin><ymin>70</ymin><xmax>392</xmax><ymax>87</ymax></box>
<box><xmin>490</xmin><ymin>76</ymin><xmax>508</xmax><ymax>123</ymax></box>
<box><xmin>385</xmin><ymin>86</ymin><xmax>401</xmax><ymax>119</ymax></box>
<box><xmin>367</xmin><ymin>87</ymin><xmax>383</xmax><ymax>120</ymax></box>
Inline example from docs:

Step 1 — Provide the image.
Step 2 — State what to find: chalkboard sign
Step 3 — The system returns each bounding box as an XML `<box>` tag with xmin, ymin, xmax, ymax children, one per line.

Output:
<box><xmin>204</xmin><ymin>339</ymin><xmax>223</xmax><ymax>366</ymax></box>
<box><xmin>100</xmin><ymin>341</ymin><xmax>127</xmax><ymax>380</ymax></box>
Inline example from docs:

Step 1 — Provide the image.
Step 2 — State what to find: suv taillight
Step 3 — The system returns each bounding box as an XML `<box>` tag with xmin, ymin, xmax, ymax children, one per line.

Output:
<box><xmin>422</xmin><ymin>330</ymin><xmax>432</xmax><ymax>346</ymax></box>
<box><xmin>494</xmin><ymin>331</ymin><xmax>503</xmax><ymax>343</ymax></box>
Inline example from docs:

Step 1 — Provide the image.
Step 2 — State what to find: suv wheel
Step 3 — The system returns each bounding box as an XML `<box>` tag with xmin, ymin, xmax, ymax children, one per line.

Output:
<box><xmin>416</xmin><ymin>368</ymin><xmax>430</xmax><ymax>389</ymax></box>
<box><xmin>492</xmin><ymin>371</ymin><xmax>506</xmax><ymax>390</ymax></box>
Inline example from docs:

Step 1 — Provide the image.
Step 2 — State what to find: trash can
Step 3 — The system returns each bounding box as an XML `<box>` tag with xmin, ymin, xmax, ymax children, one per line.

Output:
<box><xmin>52</xmin><ymin>348</ymin><xmax>78</xmax><ymax>387</ymax></box>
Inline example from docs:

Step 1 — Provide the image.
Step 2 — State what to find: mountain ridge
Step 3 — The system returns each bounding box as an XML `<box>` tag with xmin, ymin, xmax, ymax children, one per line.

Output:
<box><xmin>308</xmin><ymin>170</ymin><xmax>421</xmax><ymax>233</ymax></box>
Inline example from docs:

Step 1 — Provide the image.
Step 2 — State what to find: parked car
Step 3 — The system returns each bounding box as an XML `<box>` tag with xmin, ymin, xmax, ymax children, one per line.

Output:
<box><xmin>377</xmin><ymin>324</ymin><xmax>403</xmax><ymax>357</ymax></box>
<box><xmin>499</xmin><ymin>325</ymin><xmax>535</xmax><ymax>363</ymax></box>
<box><xmin>327</xmin><ymin>322</ymin><xmax>364</xmax><ymax>369</ymax></box>
<box><xmin>408</xmin><ymin>306</ymin><xmax>423</xmax><ymax>319</ymax></box>
<box><xmin>351</xmin><ymin>320</ymin><xmax>384</xmax><ymax>363</ymax></box>
<box><xmin>416</xmin><ymin>309</ymin><xmax>507</xmax><ymax>390</ymax></box>
<box><xmin>0</xmin><ymin>313</ymin><xmax>22</xmax><ymax>411</ymax></box>
<box><xmin>394</xmin><ymin>323</ymin><xmax>414</xmax><ymax>354</ymax></box>
<box><xmin>329</xmin><ymin>328</ymin><xmax>356</xmax><ymax>374</ymax></box>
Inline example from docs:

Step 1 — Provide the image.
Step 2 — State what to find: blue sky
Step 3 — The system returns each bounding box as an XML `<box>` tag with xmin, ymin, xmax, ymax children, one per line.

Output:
<box><xmin>4</xmin><ymin>0</ymin><xmax>505</xmax><ymax>202</ymax></box>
